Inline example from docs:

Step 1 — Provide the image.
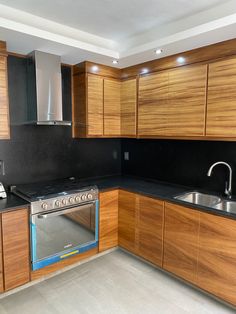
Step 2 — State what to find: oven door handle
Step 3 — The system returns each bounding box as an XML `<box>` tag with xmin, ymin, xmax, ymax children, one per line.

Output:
<box><xmin>37</xmin><ymin>203</ymin><xmax>94</xmax><ymax>219</ymax></box>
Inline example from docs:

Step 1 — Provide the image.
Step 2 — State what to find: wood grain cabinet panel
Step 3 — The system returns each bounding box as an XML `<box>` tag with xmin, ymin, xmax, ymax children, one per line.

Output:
<box><xmin>121</xmin><ymin>79</ymin><xmax>137</xmax><ymax>136</ymax></box>
<box><xmin>2</xmin><ymin>208</ymin><xmax>30</xmax><ymax>291</ymax></box>
<box><xmin>206</xmin><ymin>57</ymin><xmax>236</xmax><ymax>137</ymax></box>
<box><xmin>166</xmin><ymin>64</ymin><xmax>207</xmax><ymax>136</ymax></box>
<box><xmin>197</xmin><ymin>212</ymin><xmax>236</xmax><ymax>306</ymax></box>
<box><xmin>0</xmin><ymin>56</ymin><xmax>10</xmax><ymax>139</ymax></box>
<box><xmin>137</xmin><ymin>195</ymin><xmax>164</xmax><ymax>267</ymax></box>
<box><xmin>118</xmin><ymin>190</ymin><xmax>137</xmax><ymax>253</ymax></box>
<box><xmin>104</xmin><ymin>79</ymin><xmax>121</xmax><ymax>136</ymax></box>
<box><xmin>163</xmin><ymin>202</ymin><xmax>200</xmax><ymax>284</ymax></box>
<box><xmin>87</xmin><ymin>75</ymin><xmax>104</xmax><ymax>136</ymax></box>
<box><xmin>99</xmin><ymin>190</ymin><xmax>118</xmax><ymax>252</ymax></box>
<box><xmin>0</xmin><ymin>216</ymin><xmax>3</xmax><ymax>292</ymax></box>
<box><xmin>138</xmin><ymin>71</ymin><xmax>168</xmax><ymax>136</ymax></box>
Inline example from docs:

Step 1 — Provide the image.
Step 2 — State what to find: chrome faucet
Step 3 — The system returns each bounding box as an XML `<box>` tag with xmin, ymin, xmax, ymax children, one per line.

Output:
<box><xmin>207</xmin><ymin>161</ymin><xmax>232</xmax><ymax>199</ymax></box>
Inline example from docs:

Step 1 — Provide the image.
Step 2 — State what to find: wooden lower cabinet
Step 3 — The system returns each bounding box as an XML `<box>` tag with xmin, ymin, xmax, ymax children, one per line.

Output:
<box><xmin>137</xmin><ymin>195</ymin><xmax>164</xmax><ymax>267</ymax></box>
<box><xmin>163</xmin><ymin>202</ymin><xmax>200</xmax><ymax>284</ymax></box>
<box><xmin>197</xmin><ymin>212</ymin><xmax>236</xmax><ymax>306</ymax></box>
<box><xmin>118</xmin><ymin>190</ymin><xmax>137</xmax><ymax>253</ymax></box>
<box><xmin>99</xmin><ymin>190</ymin><xmax>118</xmax><ymax>252</ymax></box>
<box><xmin>0</xmin><ymin>216</ymin><xmax>3</xmax><ymax>292</ymax></box>
<box><xmin>2</xmin><ymin>208</ymin><xmax>30</xmax><ymax>291</ymax></box>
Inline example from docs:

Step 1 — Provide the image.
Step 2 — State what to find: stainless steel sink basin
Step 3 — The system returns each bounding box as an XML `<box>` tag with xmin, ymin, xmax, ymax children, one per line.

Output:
<box><xmin>213</xmin><ymin>200</ymin><xmax>236</xmax><ymax>214</ymax></box>
<box><xmin>174</xmin><ymin>191</ymin><xmax>222</xmax><ymax>207</ymax></box>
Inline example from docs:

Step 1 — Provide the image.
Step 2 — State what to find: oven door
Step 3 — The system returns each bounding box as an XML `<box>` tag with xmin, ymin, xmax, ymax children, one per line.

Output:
<box><xmin>31</xmin><ymin>200</ymin><xmax>99</xmax><ymax>270</ymax></box>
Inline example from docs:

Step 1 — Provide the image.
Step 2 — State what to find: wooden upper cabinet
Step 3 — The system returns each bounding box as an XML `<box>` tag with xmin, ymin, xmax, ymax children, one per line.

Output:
<box><xmin>0</xmin><ymin>215</ymin><xmax>3</xmax><ymax>293</ymax></box>
<box><xmin>87</xmin><ymin>75</ymin><xmax>104</xmax><ymax>136</ymax></box>
<box><xmin>137</xmin><ymin>195</ymin><xmax>164</xmax><ymax>267</ymax></box>
<box><xmin>206</xmin><ymin>57</ymin><xmax>236</xmax><ymax>137</ymax></box>
<box><xmin>2</xmin><ymin>208</ymin><xmax>30</xmax><ymax>291</ymax></box>
<box><xmin>166</xmin><ymin>64</ymin><xmax>207</xmax><ymax>136</ymax></box>
<box><xmin>120</xmin><ymin>79</ymin><xmax>137</xmax><ymax>136</ymax></box>
<box><xmin>104</xmin><ymin>78</ymin><xmax>121</xmax><ymax>136</ymax></box>
<box><xmin>0</xmin><ymin>54</ymin><xmax>10</xmax><ymax>139</ymax></box>
<box><xmin>118</xmin><ymin>190</ymin><xmax>137</xmax><ymax>253</ymax></box>
<box><xmin>163</xmin><ymin>202</ymin><xmax>200</xmax><ymax>284</ymax></box>
<box><xmin>197</xmin><ymin>212</ymin><xmax>236</xmax><ymax>306</ymax></box>
<box><xmin>138</xmin><ymin>71</ymin><xmax>168</xmax><ymax>136</ymax></box>
<box><xmin>99</xmin><ymin>190</ymin><xmax>118</xmax><ymax>252</ymax></box>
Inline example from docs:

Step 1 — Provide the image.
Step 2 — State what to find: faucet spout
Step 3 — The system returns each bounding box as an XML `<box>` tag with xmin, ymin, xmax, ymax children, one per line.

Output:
<box><xmin>207</xmin><ymin>161</ymin><xmax>232</xmax><ymax>199</ymax></box>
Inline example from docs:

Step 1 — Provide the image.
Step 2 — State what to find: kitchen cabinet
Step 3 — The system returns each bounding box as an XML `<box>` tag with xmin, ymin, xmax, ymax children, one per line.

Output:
<box><xmin>118</xmin><ymin>190</ymin><xmax>137</xmax><ymax>253</ymax></box>
<box><xmin>0</xmin><ymin>42</ymin><xmax>10</xmax><ymax>140</ymax></box>
<box><xmin>2</xmin><ymin>208</ymin><xmax>30</xmax><ymax>291</ymax></box>
<box><xmin>197</xmin><ymin>212</ymin><xmax>236</xmax><ymax>306</ymax></box>
<box><xmin>137</xmin><ymin>195</ymin><xmax>164</xmax><ymax>267</ymax></box>
<box><xmin>99</xmin><ymin>190</ymin><xmax>118</xmax><ymax>252</ymax></box>
<box><xmin>206</xmin><ymin>56</ymin><xmax>236</xmax><ymax>137</ymax></box>
<box><xmin>166</xmin><ymin>64</ymin><xmax>207</xmax><ymax>136</ymax></box>
<box><xmin>163</xmin><ymin>202</ymin><xmax>200</xmax><ymax>284</ymax></box>
<box><xmin>121</xmin><ymin>79</ymin><xmax>137</xmax><ymax>136</ymax></box>
<box><xmin>138</xmin><ymin>71</ymin><xmax>168</xmax><ymax>136</ymax></box>
<box><xmin>0</xmin><ymin>216</ymin><xmax>3</xmax><ymax>292</ymax></box>
<box><xmin>104</xmin><ymin>78</ymin><xmax>121</xmax><ymax>136</ymax></box>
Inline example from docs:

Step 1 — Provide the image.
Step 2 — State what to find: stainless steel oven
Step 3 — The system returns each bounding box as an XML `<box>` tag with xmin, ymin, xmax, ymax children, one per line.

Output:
<box><xmin>31</xmin><ymin>200</ymin><xmax>98</xmax><ymax>270</ymax></box>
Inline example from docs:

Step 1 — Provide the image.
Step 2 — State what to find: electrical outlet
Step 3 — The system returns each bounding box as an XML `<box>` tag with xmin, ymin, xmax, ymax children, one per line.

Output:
<box><xmin>124</xmin><ymin>152</ymin><xmax>129</xmax><ymax>161</ymax></box>
<box><xmin>0</xmin><ymin>160</ymin><xmax>5</xmax><ymax>176</ymax></box>
<box><xmin>112</xmin><ymin>151</ymin><xmax>118</xmax><ymax>160</ymax></box>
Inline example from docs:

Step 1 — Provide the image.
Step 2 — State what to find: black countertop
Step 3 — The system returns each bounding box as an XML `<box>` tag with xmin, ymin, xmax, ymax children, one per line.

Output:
<box><xmin>0</xmin><ymin>193</ymin><xmax>29</xmax><ymax>213</ymax></box>
<box><xmin>1</xmin><ymin>175</ymin><xmax>236</xmax><ymax>220</ymax></box>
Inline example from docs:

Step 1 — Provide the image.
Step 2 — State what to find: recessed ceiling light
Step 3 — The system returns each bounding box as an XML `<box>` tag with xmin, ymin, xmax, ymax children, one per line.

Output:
<box><xmin>155</xmin><ymin>49</ymin><xmax>163</xmax><ymax>54</ymax></box>
<box><xmin>112</xmin><ymin>60</ymin><xmax>118</xmax><ymax>64</ymax></box>
<box><xmin>177</xmin><ymin>56</ymin><xmax>185</xmax><ymax>63</ymax></box>
<box><xmin>140</xmin><ymin>68</ymin><xmax>149</xmax><ymax>74</ymax></box>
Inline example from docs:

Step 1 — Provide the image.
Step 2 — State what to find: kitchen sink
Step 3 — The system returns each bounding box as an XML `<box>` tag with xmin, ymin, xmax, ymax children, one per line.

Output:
<box><xmin>213</xmin><ymin>200</ymin><xmax>236</xmax><ymax>214</ymax></box>
<box><xmin>174</xmin><ymin>191</ymin><xmax>222</xmax><ymax>207</ymax></box>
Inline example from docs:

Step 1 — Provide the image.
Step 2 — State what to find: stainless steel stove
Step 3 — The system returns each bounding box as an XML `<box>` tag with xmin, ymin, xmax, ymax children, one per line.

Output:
<box><xmin>13</xmin><ymin>178</ymin><xmax>99</xmax><ymax>271</ymax></box>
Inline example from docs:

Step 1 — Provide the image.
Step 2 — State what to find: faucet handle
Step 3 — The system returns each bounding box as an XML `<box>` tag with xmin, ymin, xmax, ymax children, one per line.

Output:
<box><xmin>225</xmin><ymin>181</ymin><xmax>229</xmax><ymax>195</ymax></box>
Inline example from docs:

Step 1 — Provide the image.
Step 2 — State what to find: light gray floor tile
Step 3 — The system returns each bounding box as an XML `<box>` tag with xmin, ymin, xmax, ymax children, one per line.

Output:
<box><xmin>0</xmin><ymin>249</ymin><xmax>235</xmax><ymax>314</ymax></box>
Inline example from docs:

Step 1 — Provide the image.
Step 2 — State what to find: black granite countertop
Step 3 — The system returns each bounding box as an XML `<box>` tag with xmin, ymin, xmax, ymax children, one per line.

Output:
<box><xmin>1</xmin><ymin>175</ymin><xmax>236</xmax><ymax>220</ymax></box>
<box><xmin>78</xmin><ymin>175</ymin><xmax>236</xmax><ymax>220</ymax></box>
<box><xmin>0</xmin><ymin>193</ymin><xmax>29</xmax><ymax>213</ymax></box>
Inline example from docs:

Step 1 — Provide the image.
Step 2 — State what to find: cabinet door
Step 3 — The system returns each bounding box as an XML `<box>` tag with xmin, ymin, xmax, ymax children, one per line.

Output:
<box><xmin>104</xmin><ymin>79</ymin><xmax>121</xmax><ymax>136</ymax></box>
<box><xmin>121</xmin><ymin>79</ymin><xmax>137</xmax><ymax>136</ymax></box>
<box><xmin>206</xmin><ymin>57</ymin><xmax>236</xmax><ymax>137</ymax></box>
<box><xmin>99</xmin><ymin>190</ymin><xmax>118</xmax><ymax>252</ymax></box>
<box><xmin>2</xmin><ymin>208</ymin><xmax>30</xmax><ymax>290</ymax></box>
<box><xmin>0</xmin><ymin>56</ymin><xmax>10</xmax><ymax>139</ymax></box>
<box><xmin>118</xmin><ymin>190</ymin><xmax>137</xmax><ymax>253</ymax></box>
<box><xmin>197</xmin><ymin>212</ymin><xmax>236</xmax><ymax>306</ymax></box>
<box><xmin>0</xmin><ymin>215</ymin><xmax>3</xmax><ymax>292</ymax></box>
<box><xmin>163</xmin><ymin>202</ymin><xmax>200</xmax><ymax>283</ymax></box>
<box><xmin>138</xmin><ymin>72</ymin><xmax>168</xmax><ymax>136</ymax></box>
<box><xmin>87</xmin><ymin>75</ymin><xmax>104</xmax><ymax>136</ymax></box>
<box><xmin>137</xmin><ymin>195</ymin><xmax>164</xmax><ymax>267</ymax></box>
<box><xmin>166</xmin><ymin>64</ymin><xmax>207</xmax><ymax>136</ymax></box>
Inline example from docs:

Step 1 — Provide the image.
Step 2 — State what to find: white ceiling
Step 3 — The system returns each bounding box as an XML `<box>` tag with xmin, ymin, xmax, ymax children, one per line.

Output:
<box><xmin>0</xmin><ymin>0</ymin><xmax>235</xmax><ymax>67</ymax></box>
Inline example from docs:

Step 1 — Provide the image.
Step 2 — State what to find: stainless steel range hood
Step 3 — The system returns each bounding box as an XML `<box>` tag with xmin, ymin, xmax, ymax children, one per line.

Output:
<box><xmin>26</xmin><ymin>51</ymin><xmax>71</xmax><ymax>126</ymax></box>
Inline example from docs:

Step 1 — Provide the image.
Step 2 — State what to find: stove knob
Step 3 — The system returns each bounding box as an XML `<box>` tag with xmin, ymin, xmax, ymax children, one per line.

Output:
<box><xmin>62</xmin><ymin>199</ymin><xmax>67</xmax><ymax>205</ymax></box>
<box><xmin>75</xmin><ymin>195</ymin><xmax>81</xmax><ymax>203</ymax></box>
<box><xmin>81</xmin><ymin>194</ymin><xmax>87</xmax><ymax>201</ymax></box>
<box><xmin>41</xmin><ymin>202</ymin><xmax>48</xmax><ymax>210</ymax></box>
<box><xmin>87</xmin><ymin>193</ymin><xmax>93</xmax><ymax>200</ymax></box>
<box><xmin>69</xmin><ymin>197</ymin><xmax>74</xmax><ymax>204</ymax></box>
<box><xmin>55</xmin><ymin>200</ymin><xmax>61</xmax><ymax>207</ymax></box>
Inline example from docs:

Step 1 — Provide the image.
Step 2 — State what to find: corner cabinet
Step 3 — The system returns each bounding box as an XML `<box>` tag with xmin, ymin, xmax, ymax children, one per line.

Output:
<box><xmin>72</xmin><ymin>62</ymin><xmax>137</xmax><ymax>138</ymax></box>
<box><xmin>0</xmin><ymin>42</ymin><xmax>10</xmax><ymax>140</ymax></box>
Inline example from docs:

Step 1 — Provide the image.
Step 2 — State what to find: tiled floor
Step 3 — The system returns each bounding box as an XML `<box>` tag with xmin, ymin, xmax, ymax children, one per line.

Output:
<box><xmin>0</xmin><ymin>249</ymin><xmax>235</xmax><ymax>314</ymax></box>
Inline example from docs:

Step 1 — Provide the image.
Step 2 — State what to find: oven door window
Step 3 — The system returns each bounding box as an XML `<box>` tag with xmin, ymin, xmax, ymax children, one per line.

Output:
<box><xmin>32</xmin><ymin>203</ymin><xmax>96</xmax><ymax>261</ymax></box>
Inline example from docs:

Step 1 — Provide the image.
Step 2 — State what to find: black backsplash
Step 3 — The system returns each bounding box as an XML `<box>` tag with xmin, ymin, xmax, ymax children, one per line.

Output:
<box><xmin>0</xmin><ymin>56</ymin><xmax>121</xmax><ymax>186</ymax></box>
<box><xmin>121</xmin><ymin>139</ymin><xmax>236</xmax><ymax>195</ymax></box>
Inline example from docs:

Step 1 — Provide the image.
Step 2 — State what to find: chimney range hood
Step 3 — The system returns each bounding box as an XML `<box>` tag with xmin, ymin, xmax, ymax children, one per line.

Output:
<box><xmin>26</xmin><ymin>51</ymin><xmax>71</xmax><ymax>126</ymax></box>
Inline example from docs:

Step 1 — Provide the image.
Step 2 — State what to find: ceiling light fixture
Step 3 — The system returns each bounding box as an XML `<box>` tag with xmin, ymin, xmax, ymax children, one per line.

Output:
<box><xmin>155</xmin><ymin>49</ymin><xmax>163</xmax><ymax>54</ymax></box>
<box><xmin>112</xmin><ymin>60</ymin><xmax>118</xmax><ymax>64</ymax></box>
